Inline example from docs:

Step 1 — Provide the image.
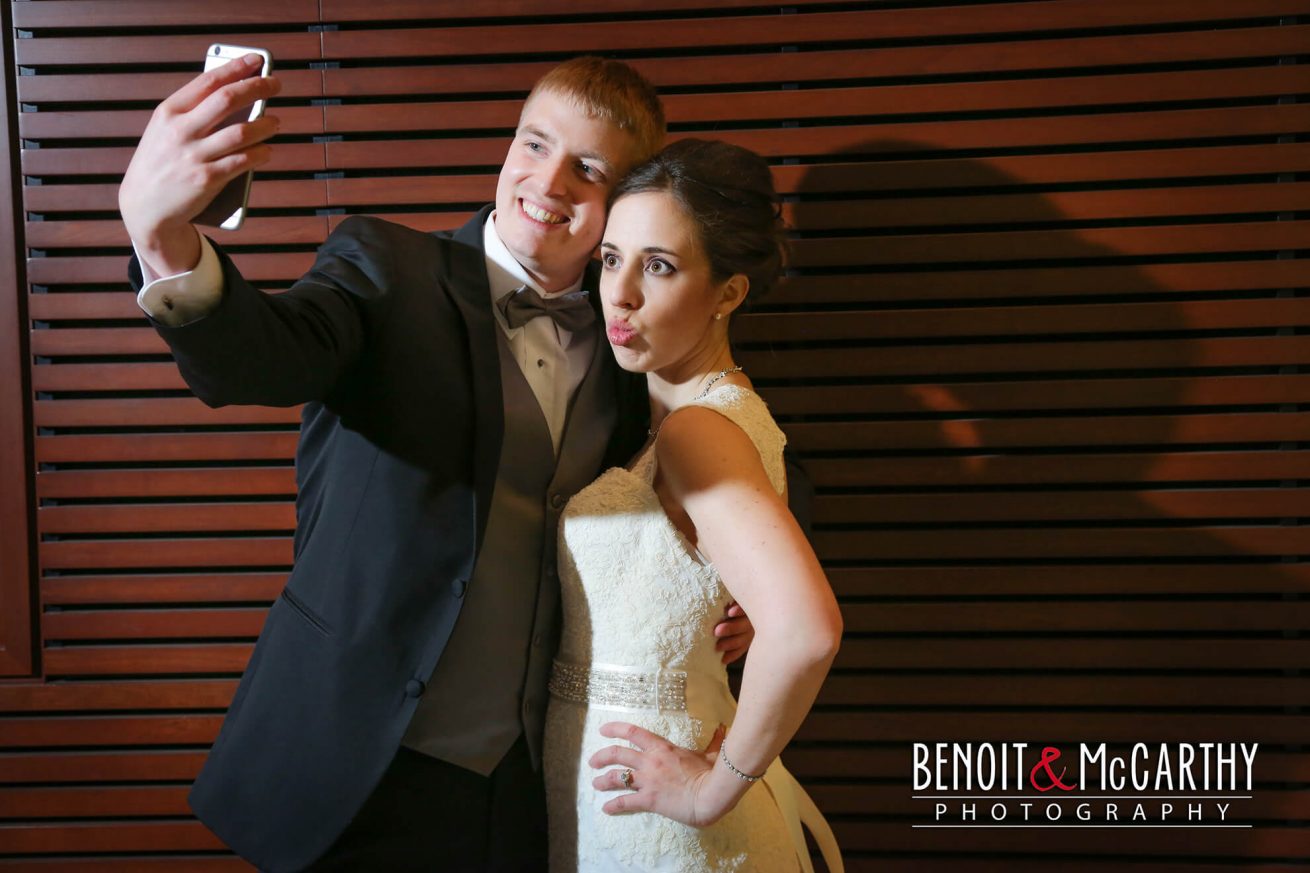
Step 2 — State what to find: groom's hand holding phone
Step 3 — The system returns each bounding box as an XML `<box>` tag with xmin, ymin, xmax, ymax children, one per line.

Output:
<box><xmin>119</xmin><ymin>50</ymin><xmax>281</xmax><ymax>279</ymax></box>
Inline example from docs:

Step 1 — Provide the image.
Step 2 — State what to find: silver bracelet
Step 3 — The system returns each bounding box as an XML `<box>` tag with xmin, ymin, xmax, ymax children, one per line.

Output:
<box><xmin>720</xmin><ymin>744</ymin><xmax>766</xmax><ymax>782</ymax></box>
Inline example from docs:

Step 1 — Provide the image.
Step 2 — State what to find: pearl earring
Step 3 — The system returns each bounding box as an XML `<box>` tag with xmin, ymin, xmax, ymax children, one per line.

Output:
<box><xmin>714</xmin><ymin>313</ymin><xmax>723</xmax><ymax>321</ymax></box>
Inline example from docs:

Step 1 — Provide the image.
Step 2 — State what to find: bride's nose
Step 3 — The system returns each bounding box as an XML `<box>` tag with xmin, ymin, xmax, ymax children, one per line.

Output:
<box><xmin>606</xmin><ymin>266</ymin><xmax>643</xmax><ymax>311</ymax></box>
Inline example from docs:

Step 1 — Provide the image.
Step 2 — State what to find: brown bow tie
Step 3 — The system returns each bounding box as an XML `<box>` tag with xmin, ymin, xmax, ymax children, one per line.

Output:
<box><xmin>497</xmin><ymin>285</ymin><xmax>594</xmax><ymax>333</ymax></box>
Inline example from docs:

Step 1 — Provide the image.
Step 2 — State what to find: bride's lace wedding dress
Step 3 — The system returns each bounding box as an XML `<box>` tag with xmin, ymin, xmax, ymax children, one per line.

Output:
<box><xmin>543</xmin><ymin>385</ymin><xmax>843</xmax><ymax>872</ymax></box>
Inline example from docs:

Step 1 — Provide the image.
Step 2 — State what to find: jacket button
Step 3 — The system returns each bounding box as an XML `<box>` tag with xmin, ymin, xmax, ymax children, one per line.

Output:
<box><xmin>405</xmin><ymin>679</ymin><xmax>425</xmax><ymax>698</ymax></box>
<box><xmin>451</xmin><ymin>578</ymin><xmax>467</xmax><ymax>598</ymax></box>
<box><xmin>550</xmin><ymin>493</ymin><xmax>566</xmax><ymax>510</ymax></box>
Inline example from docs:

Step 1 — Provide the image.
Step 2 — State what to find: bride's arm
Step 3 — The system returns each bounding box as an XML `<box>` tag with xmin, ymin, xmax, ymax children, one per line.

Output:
<box><xmin>590</xmin><ymin>406</ymin><xmax>842</xmax><ymax>826</ymax></box>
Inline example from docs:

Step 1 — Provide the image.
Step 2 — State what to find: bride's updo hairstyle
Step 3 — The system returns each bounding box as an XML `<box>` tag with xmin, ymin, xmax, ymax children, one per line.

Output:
<box><xmin>607</xmin><ymin>138</ymin><xmax>787</xmax><ymax>308</ymax></box>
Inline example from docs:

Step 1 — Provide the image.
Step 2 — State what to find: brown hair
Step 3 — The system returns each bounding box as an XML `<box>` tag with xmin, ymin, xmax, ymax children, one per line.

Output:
<box><xmin>609</xmin><ymin>138</ymin><xmax>788</xmax><ymax>304</ymax></box>
<box><xmin>527</xmin><ymin>56</ymin><xmax>666</xmax><ymax>169</ymax></box>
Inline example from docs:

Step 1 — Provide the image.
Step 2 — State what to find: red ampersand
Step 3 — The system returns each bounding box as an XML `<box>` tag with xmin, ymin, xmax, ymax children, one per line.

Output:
<box><xmin>1029</xmin><ymin>745</ymin><xmax>1077</xmax><ymax>792</ymax></box>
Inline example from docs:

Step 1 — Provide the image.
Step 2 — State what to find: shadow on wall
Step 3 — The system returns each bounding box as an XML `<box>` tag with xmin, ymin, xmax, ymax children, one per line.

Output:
<box><xmin>757</xmin><ymin>137</ymin><xmax>1301</xmax><ymax>856</ymax></box>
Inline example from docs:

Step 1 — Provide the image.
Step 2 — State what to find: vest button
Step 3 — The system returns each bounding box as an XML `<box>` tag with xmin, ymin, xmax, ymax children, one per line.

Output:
<box><xmin>550</xmin><ymin>493</ymin><xmax>566</xmax><ymax>510</ymax></box>
<box><xmin>451</xmin><ymin>578</ymin><xmax>467</xmax><ymax>598</ymax></box>
<box><xmin>404</xmin><ymin>679</ymin><xmax>425</xmax><ymax>698</ymax></box>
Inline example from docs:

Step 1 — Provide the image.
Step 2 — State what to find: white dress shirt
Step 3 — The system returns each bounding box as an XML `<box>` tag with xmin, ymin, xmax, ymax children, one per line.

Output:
<box><xmin>133</xmin><ymin>215</ymin><xmax>595</xmax><ymax>455</ymax></box>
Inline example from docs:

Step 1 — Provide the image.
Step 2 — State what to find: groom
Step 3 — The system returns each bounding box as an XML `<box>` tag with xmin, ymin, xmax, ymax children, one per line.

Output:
<box><xmin>119</xmin><ymin>57</ymin><xmax>764</xmax><ymax>871</ymax></box>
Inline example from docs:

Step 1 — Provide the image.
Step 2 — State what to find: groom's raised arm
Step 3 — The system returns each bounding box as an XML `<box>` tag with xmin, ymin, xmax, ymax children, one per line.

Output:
<box><xmin>119</xmin><ymin>54</ymin><xmax>386</xmax><ymax>409</ymax></box>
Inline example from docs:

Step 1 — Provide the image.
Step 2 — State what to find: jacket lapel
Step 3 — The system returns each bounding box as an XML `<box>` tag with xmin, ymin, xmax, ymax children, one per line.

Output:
<box><xmin>441</xmin><ymin>205</ymin><xmax>502</xmax><ymax>556</ymax></box>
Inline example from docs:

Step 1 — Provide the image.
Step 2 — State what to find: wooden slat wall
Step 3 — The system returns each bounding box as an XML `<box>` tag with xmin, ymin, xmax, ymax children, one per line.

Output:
<box><xmin>2</xmin><ymin>0</ymin><xmax>1308</xmax><ymax>869</ymax></box>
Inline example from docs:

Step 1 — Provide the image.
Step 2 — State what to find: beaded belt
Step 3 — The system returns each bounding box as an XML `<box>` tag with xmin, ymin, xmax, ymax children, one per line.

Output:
<box><xmin>548</xmin><ymin>659</ymin><xmax>688</xmax><ymax>713</ymax></box>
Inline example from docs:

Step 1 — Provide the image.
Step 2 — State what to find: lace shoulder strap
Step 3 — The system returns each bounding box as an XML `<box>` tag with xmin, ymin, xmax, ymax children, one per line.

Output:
<box><xmin>655</xmin><ymin>384</ymin><xmax>788</xmax><ymax>496</ymax></box>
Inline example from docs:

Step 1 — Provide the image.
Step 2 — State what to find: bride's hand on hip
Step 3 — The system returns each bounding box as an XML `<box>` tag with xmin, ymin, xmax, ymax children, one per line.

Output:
<box><xmin>589</xmin><ymin>722</ymin><xmax>737</xmax><ymax>827</ymax></box>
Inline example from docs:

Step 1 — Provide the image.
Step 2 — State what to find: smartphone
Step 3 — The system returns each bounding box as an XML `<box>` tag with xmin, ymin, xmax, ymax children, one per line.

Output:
<box><xmin>193</xmin><ymin>43</ymin><xmax>273</xmax><ymax>231</ymax></box>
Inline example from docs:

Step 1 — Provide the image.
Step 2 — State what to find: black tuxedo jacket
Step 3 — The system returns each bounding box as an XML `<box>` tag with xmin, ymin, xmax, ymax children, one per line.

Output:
<box><xmin>130</xmin><ymin>206</ymin><xmax>644</xmax><ymax>871</ymax></box>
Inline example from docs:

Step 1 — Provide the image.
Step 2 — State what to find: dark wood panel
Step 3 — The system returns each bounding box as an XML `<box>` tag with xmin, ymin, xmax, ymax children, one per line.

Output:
<box><xmin>794</xmin><ymin>711</ymin><xmax>1310</xmax><ymax>745</ymax></box>
<box><xmin>25</xmin><ymin>216</ymin><xmax>329</xmax><ymax>250</ymax></box>
<box><xmin>785</xmin><ymin>183</ymin><xmax>1310</xmax><ymax>230</ymax></box>
<box><xmin>310</xmin><ymin>27</ymin><xmax>1310</xmax><ymax>96</ymax></box>
<box><xmin>823</xmin><ymin>564</ymin><xmax>1310</xmax><ymax>597</ymax></box>
<box><xmin>1</xmin><ymin>785</ymin><xmax>192</xmax><ymax>818</ymax></box>
<box><xmin>761</xmin><ymin>375</ymin><xmax>1310</xmax><ymax>416</ymax></box>
<box><xmin>0</xmin><ymin>716</ymin><xmax>223</xmax><ymax>747</ymax></box>
<box><xmin>35</xmin><ymin>433</ymin><xmax>297</xmax><ymax>463</ymax></box>
<box><xmin>802</xmin><ymin>450</ymin><xmax>1310</xmax><ymax>487</ymax></box>
<box><xmin>36</xmin><ymin>469</ymin><xmax>296</xmax><ymax>499</ymax></box>
<box><xmin>12</xmin><ymin>1</ymin><xmax>320</xmax><ymax>28</ymax></box>
<box><xmin>814</xmin><ymin>489</ymin><xmax>1310</xmax><ymax>524</ymax></box>
<box><xmin>17</xmin><ymin>70</ymin><xmax>324</xmax><ymax>105</ymax></box>
<box><xmin>707</xmin><ymin>104</ymin><xmax>1310</xmax><ymax>158</ymax></box>
<box><xmin>18</xmin><ymin>107</ymin><xmax>324</xmax><ymax>140</ymax></box>
<box><xmin>740</xmin><ymin>300</ymin><xmax>1310</xmax><ymax>343</ymax></box>
<box><xmin>769</xmin><ymin>260</ymin><xmax>1310</xmax><ymax>304</ymax></box>
<box><xmin>319</xmin><ymin>0</ymin><xmax>928</xmax><ymax>21</ymax></box>
<box><xmin>42</xmin><ymin>644</ymin><xmax>253</xmax><ymax>677</ymax></box>
<box><xmin>320</xmin><ymin>1</ymin><xmax>1310</xmax><ymax>60</ymax></box>
<box><xmin>24</xmin><ymin>182</ymin><xmax>327</xmax><ymax>216</ymax></box>
<box><xmin>0</xmin><ymin>860</ymin><xmax>248</xmax><ymax>872</ymax></box>
<box><xmin>40</xmin><ymin>503</ymin><xmax>294</xmax><ymax>534</ymax></box>
<box><xmin>817</xmin><ymin>675</ymin><xmax>1310</xmax><ymax>708</ymax></box>
<box><xmin>325</xmin><ymin>175</ymin><xmax>494</xmax><ymax>206</ymax></box>
<box><xmin>14</xmin><ymin>32</ymin><xmax>322</xmax><ymax>66</ymax></box>
<box><xmin>838</xmin><ymin>600</ymin><xmax>1310</xmax><ymax>633</ymax></box>
<box><xmin>787</xmin><ymin>747</ymin><xmax>1310</xmax><ymax>781</ymax></box>
<box><xmin>836</xmin><ymin>637</ymin><xmax>1310</xmax><ymax>670</ymax></box>
<box><xmin>771</xmin><ymin>144</ymin><xmax>1310</xmax><ymax>194</ymax></box>
<box><xmin>665</xmin><ymin>66</ymin><xmax>1310</xmax><ymax>122</ymax></box>
<box><xmin>786</xmin><ymin>413</ymin><xmax>1310</xmax><ymax>451</ymax></box>
<box><xmin>42</xmin><ymin>574</ymin><xmax>284</xmax><ymax>605</ymax></box>
<box><xmin>826</xmin><ymin>821</ymin><xmax>1305</xmax><ymax>857</ymax></box>
<box><xmin>40</xmin><ymin>538</ymin><xmax>292</xmax><ymax>571</ymax></box>
<box><xmin>43</xmin><ymin>609</ymin><xmax>267</xmax><ymax>640</ymax></box>
<box><xmin>33</xmin><ymin>399</ymin><xmax>302</xmax><ymax>428</ymax></box>
<box><xmin>22</xmin><ymin>142</ymin><xmax>325</xmax><ymax>178</ymax></box>
<box><xmin>0</xmin><ymin>680</ymin><xmax>237</xmax><ymax>712</ymax></box>
<box><xmin>739</xmin><ymin>337</ymin><xmax>1310</xmax><ymax>379</ymax></box>
<box><xmin>791</xmin><ymin>222</ymin><xmax>1310</xmax><ymax>268</ymax></box>
<box><xmin>814</xmin><ymin>526</ymin><xmax>1308</xmax><ymax>561</ymax></box>
<box><xmin>811</xmin><ymin>784</ymin><xmax>1310</xmax><ymax>819</ymax></box>
<box><xmin>0</xmin><ymin>750</ymin><xmax>206</xmax><ymax>783</ymax></box>
<box><xmin>0</xmin><ymin>821</ymin><xmax>226</xmax><ymax>853</ymax></box>
<box><xmin>319</xmin><ymin>66</ymin><xmax>1310</xmax><ymax>134</ymax></box>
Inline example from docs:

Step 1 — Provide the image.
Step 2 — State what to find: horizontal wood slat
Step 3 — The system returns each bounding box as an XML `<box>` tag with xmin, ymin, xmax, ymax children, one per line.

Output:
<box><xmin>803</xmin><ymin>450</ymin><xmax>1310</xmax><ymax>487</ymax></box>
<box><xmin>42</xmin><ymin>644</ymin><xmax>254</xmax><ymax>677</ymax></box>
<box><xmin>815</xmin><ymin>489</ymin><xmax>1310</xmax><ymax>523</ymax></box>
<box><xmin>36</xmin><ymin>469</ymin><xmax>296</xmax><ymax>499</ymax></box>
<box><xmin>825</xmin><ymin>564</ymin><xmax>1310</xmax><ymax>596</ymax></box>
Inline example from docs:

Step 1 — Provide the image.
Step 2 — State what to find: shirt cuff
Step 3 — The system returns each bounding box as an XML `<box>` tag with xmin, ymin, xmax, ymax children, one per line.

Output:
<box><xmin>133</xmin><ymin>229</ymin><xmax>224</xmax><ymax>327</ymax></box>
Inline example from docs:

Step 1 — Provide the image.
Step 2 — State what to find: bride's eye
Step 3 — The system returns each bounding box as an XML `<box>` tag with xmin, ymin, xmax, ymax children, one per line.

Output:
<box><xmin>646</xmin><ymin>258</ymin><xmax>675</xmax><ymax>276</ymax></box>
<box><xmin>602</xmin><ymin>252</ymin><xmax>620</xmax><ymax>269</ymax></box>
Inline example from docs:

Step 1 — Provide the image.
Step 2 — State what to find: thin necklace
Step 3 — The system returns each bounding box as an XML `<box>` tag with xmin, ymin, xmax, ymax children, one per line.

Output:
<box><xmin>647</xmin><ymin>365</ymin><xmax>744</xmax><ymax>437</ymax></box>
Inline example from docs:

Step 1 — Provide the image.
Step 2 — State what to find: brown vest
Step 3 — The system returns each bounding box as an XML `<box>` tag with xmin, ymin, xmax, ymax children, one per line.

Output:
<box><xmin>400</xmin><ymin>324</ymin><xmax>615</xmax><ymax>774</ymax></box>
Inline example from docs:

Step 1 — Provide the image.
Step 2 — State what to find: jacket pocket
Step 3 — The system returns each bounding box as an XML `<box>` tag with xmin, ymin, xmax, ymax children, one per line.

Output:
<box><xmin>278</xmin><ymin>586</ymin><xmax>334</xmax><ymax>638</ymax></box>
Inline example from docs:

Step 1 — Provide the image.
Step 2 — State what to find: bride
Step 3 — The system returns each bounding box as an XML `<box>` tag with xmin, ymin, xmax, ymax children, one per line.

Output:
<box><xmin>543</xmin><ymin>138</ymin><xmax>845</xmax><ymax>872</ymax></box>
